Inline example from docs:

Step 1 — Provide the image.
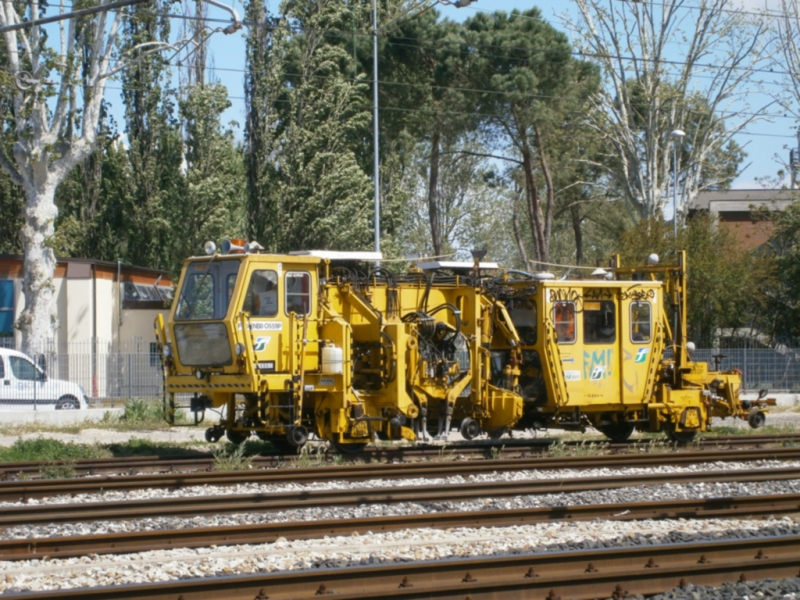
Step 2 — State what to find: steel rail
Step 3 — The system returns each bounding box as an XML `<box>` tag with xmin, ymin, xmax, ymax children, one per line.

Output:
<box><xmin>3</xmin><ymin>465</ymin><xmax>800</xmax><ymax>527</ymax></box>
<box><xmin>3</xmin><ymin>492</ymin><xmax>800</xmax><ymax>561</ymax></box>
<box><xmin>4</xmin><ymin>446</ymin><xmax>800</xmax><ymax>502</ymax></box>
<box><xmin>2</xmin><ymin>434</ymin><xmax>799</xmax><ymax>478</ymax></box>
<box><xmin>4</xmin><ymin>533</ymin><xmax>800</xmax><ymax>599</ymax></box>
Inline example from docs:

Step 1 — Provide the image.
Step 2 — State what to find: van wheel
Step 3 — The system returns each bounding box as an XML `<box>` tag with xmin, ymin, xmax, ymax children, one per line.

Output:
<box><xmin>56</xmin><ymin>396</ymin><xmax>80</xmax><ymax>410</ymax></box>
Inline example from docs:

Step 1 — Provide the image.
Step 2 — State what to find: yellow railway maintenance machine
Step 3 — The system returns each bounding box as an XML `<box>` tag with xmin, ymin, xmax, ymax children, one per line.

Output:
<box><xmin>155</xmin><ymin>244</ymin><xmax>768</xmax><ymax>451</ymax></box>
<box><xmin>494</xmin><ymin>250</ymin><xmax>769</xmax><ymax>443</ymax></box>
<box><xmin>155</xmin><ymin>244</ymin><xmax>525</xmax><ymax>453</ymax></box>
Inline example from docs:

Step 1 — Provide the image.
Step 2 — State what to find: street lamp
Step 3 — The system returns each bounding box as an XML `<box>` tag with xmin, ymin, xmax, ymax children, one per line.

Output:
<box><xmin>670</xmin><ymin>129</ymin><xmax>686</xmax><ymax>241</ymax></box>
<box><xmin>372</xmin><ymin>0</ymin><xmax>475</xmax><ymax>253</ymax></box>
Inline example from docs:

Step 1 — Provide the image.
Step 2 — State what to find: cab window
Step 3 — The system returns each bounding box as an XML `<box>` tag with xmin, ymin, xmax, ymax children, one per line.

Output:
<box><xmin>175</xmin><ymin>260</ymin><xmax>241</xmax><ymax>320</ymax></box>
<box><xmin>630</xmin><ymin>301</ymin><xmax>652</xmax><ymax>342</ymax></box>
<box><xmin>285</xmin><ymin>272</ymin><xmax>311</xmax><ymax>315</ymax></box>
<box><xmin>584</xmin><ymin>300</ymin><xmax>616</xmax><ymax>344</ymax></box>
<box><xmin>243</xmin><ymin>270</ymin><xmax>278</xmax><ymax>317</ymax></box>
<box><xmin>553</xmin><ymin>301</ymin><xmax>575</xmax><ymax>344</ymax></box>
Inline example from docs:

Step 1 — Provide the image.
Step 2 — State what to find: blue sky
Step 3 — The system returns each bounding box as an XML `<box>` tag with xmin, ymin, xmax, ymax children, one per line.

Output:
<box><xmin>165</xmin><ymin>0</ymin><xmax>797</xmax><ymax>190</ymax></box>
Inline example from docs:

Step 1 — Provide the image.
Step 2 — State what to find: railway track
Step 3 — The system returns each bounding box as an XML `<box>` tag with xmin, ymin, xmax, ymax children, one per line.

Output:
<box><xmin>3</xmin><ymin>464</ymin><xmax>800</xmax><ymax>527</ymax></box>
<box><xmin>3</xmin><ymin>446</ymin><xmax>800</xmax><ymax>502</ymax></box>
<box><xmin>4</xmin><ymin>492</ymin><xmax>800</xmax><ymax>561</ymax></box>
<box><xmin>5</xmin><ymin>532</ymin><xmax>800</xmax><ymax>599</ymax></box>
<box><xmin>2</xmin><ymin>433</ymin><xmax>799</xmax><ymax>479</ymax></box>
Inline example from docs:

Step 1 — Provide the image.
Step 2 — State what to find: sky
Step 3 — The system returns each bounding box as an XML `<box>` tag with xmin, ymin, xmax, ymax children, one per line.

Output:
<box><xmin>152</xmin><ymin>0</ymin><xmax>799</xmax><ymax>191</ymax></box>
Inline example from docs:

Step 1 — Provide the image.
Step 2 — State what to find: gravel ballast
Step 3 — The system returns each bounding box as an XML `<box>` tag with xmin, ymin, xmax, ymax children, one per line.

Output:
<box><xmin>1</xmin><ymin>517</ymin><xmax>799</xmax><ymax>594</ymax></box>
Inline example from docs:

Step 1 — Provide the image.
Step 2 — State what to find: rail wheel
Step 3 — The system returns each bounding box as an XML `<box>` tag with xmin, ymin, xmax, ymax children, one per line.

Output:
<box><xmin>598</xmin><ymin>421</ymin><xmax>635</xmax><ymax>443</ymax></box>
<box><xmin>226</xmin><ymin>429</ymin><xmax>249</xmax><ymax>445</ymax></box>
<box><xmin>488</xmin><ymin>427</ymin><xmax>509</xmax><ymax>440</ymax></box>
<box><xmin>268</xmin><ymin>438</ymin><xmax>301</xmax><ymax>455</ymax></box>
<box><xmin>330</xmin><ymin>439</ymin><xmax>367</xmax><ymax>455</ymax></box>
<box><xmin>664</xmin><ymin>423</ymin><xmax>697</xmax><ymax>445</ymax></box>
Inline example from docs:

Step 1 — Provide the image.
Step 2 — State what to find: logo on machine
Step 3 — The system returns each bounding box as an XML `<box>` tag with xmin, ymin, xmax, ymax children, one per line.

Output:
<box><xmin>253</xmin><ymin>336</ymin><xmax>271</xmax><ymax>352</ymax></box>
<box><xmin>634</xmin><ymin>348</ymin><xmax>649</xmax><ymax>363</ymax></box>
<box><xmin>564</xmin><ymin>370</ymin><xmax>581</xmax><ymax>381</ymax></box>
<box><xmin>590</xmin><ymin>365</ymin><xmax>606</xmax><ymax>380</ymax></box>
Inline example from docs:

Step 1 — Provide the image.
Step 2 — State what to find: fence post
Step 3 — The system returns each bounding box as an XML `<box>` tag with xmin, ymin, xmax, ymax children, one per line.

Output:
<box><xmin>743</xmin><ymin>347</ymin><xmax>748</xmax><ymax>391</ymax></box>
<box><xmin>128</xmin><ymin>353</ymin><xmax>132</xmax><ymax>400</ymax></box>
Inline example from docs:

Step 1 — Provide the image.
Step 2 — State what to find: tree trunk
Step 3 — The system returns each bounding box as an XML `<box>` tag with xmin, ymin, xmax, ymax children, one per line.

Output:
<box><xmin>570</xmin><ymin>204</ymin><xmax>584</xmax><ymax>265</ymax></box>
<box><xmin>520</xmin><ymin>139</ymin><xmax>547</xmax><ymax>269</ymax></box>
<box><xmin>427</xmin><ymin>128</ymin><xmax>442</xmax><ymax>257</ymax></box>
<box><xmin>18</xmin><ymin>183</ymin><xmax>59</xmax><ymax>356</ymax></box>
<box><xmin>511</xmin><ymin>193</ymin><xmax>530</xmax><ymax>268</ymax></box>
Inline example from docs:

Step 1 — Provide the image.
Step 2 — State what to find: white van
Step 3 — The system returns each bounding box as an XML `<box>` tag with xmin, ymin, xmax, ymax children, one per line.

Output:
<box><xmin>0</xmin><ymin>348</ymin><xmax>88</xmax><ymax>410</ymax></box>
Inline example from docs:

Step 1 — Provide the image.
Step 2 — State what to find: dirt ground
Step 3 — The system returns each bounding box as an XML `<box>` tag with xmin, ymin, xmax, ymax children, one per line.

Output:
<box><xmin>0</xmin><ymin>426</ymin><xmax>208</xmax><ymax>448</ymax></box>
<box><xmin>0</xmin><ymin>407</ymin><xmax>798</xmax><ymax>448</ymax></box>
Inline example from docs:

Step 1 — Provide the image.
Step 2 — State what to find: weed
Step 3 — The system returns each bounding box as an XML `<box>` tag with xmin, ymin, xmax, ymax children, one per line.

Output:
<box><xmin>39</xmin><ymin>461</ymin><xmax>76</xmax><ymax>479</ymax></box>
<box><xmin>435</xmin><ymin>445</ymin><xmax>457</xmax><ymax>462</ymax></box>
<box><xmin>546</xmin><ymin>439</ymin><xmax>609</xmax><ymax>457</ymax></box>
<box><xmin>212</xmin><ymin>444</ymin><xmax>254</xmax><ymax>471</ymax></box>
<box><xmin>296</xmin><ymin>444</ymin><xmax>326</xmax><ymax>468</ymax></box>
<box><xmin>489</xmin><ymin>446</ymin><xmax>503</xmax><ymax>460</ymax></box>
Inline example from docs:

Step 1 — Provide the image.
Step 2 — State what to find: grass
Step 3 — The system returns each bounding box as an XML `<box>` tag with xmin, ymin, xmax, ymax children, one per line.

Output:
<box><xmin>546</xmin><ymin>439</ymin><xmax>610</xmax><ymax>457</ymax></box>
<box><xmin>212</xmin><ymin>443</ymin><xmax>255</xmax><ymax>471</ymax></box>
<box><xmin>0</xmin><ymin>438</ymin><xmax>111</xmax><ymax>462</ymax></box>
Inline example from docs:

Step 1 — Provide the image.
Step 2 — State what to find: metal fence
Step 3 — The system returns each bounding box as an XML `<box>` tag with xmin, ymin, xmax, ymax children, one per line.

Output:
<box><xmin>0</xmin><ymin>338</ymin><xmax>163</xmax><ymax>403</ymax></box>
<box><xmin>1</xmin><ymin>337</ymin><xmax>800</xmax><ymax>400</ymax></box>
<box><xmin>692</xmin><ymin>348</ymin><xmax>800</xmax><ymax>393</ymax></box>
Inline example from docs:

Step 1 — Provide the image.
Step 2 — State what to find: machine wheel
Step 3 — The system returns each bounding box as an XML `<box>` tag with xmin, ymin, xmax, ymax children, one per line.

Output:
<box><xmin>598</xmin><ymin>421</ymin><xmax>635</xmax><ymax>443</ymax></box>
<box><xmin>286</xmin><ymin>425</ymin><xmax>308</xmax><ymax>448</ymax></box>
<box><xmin>748</xmin><ymin>408</ymin><xmax>766</xmax><ymax>429</ymax></box>
<box><xmin>330</xmin><ymin>440</ymin><xmax>368</xmax><ymax>455</ymax></box>
<box><xmin>55</xmin><ymin>396</ymin><xmax>80</xmax><ymax>410</ymax></box>
<box><xmin>664</xmin><ymin>423</ymin><xmax>697</xmax><ymax>445</ymax></box>
<box><xmin>226</xmin><ymin>429</ymin><xmax>249</xmax><ymax>445</ymax></box>
<box><xmin>460</xmin><ymin>418</ymin><xmax>481</xmax><ymax>441</ymax></box>
<box><xmin>204</xmin><ymin>427</ymin><xmax>222</xmax><ymax>443</ymax></box>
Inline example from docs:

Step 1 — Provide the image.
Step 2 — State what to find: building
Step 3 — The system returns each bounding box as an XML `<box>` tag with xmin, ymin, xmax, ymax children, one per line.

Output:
<box><xmin>690</xmin><ymin>189</ymin><xmax>800</xmax><ymax>251</ymax></box>
<box><xmin>0</xmin><ymin>256</ymin><xmax>173</xmax><ymax>399</ymax></box>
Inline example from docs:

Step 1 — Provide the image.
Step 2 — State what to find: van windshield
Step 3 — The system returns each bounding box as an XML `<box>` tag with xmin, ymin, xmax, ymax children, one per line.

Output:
<box><xmin>175</xmin><ymin>259</ymin><xmax>242</xmax><ymax>321</ymax></box>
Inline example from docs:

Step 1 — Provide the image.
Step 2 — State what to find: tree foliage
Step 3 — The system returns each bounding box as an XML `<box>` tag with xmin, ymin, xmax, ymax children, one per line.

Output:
<box><xmin>245</xmin><ymin>0</ymin><xmax>373</xmax><ymax>252</ymax></box>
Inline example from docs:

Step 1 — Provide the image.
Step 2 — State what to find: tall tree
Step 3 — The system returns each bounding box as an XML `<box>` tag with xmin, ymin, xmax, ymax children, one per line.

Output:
<box><xmin>0</xmin><ymin>0</ymin><xmax>236</xmax><ymax>353</ymax></box>
<box><xmin>174</xmin><ymin>83</ymin><xmax>246</xmax><ymax>260</ymax></box>
<box><xmin>245</xmin><ymin>0</ymin><xmax>374</xmax><ymax>252</ymax></box>
<box><xmin>462</xmin><ymin>9</ymin><xmax>599</xmax><ymax>269</ymax></box>
<box><xmin>563</xmin><ymin>0</ymin><xmax>771</xmax><ymax>221</ymax></box>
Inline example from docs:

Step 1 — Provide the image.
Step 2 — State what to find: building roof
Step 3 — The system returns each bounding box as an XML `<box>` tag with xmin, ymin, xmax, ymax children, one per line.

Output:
<box><xmin>691</xmin><ymin>189</ymin><xmax>800</xmax><ymax>212</ymax></box>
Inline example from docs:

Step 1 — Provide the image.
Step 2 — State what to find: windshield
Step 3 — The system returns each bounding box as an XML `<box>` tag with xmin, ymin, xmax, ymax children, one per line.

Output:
<box><xmin>175</xmin><ymin>259</ymin><xmax>242</xmax><ymax>321</ymax></box>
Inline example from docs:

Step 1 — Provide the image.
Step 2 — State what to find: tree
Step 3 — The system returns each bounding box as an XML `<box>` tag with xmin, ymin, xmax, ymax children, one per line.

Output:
<box><xmin>564</xmin><ymin>0</ymin><xmax>772</xmax><ymax>221</ymax></box>
<box><xmin>615</xmin><ymin>213</ymin><xmax>761</xmax><ymax>343</ymax></box>
<box><xmin>173</xmin><ymin>83</ymin><xmax>246</xmax><ymax>260</ymax></box>
<box><xmin>462</xmin><ymin>9</ymin><xmax>600</xmax><ymax>269</ymax></box>
<box><xmin>0</xmin><ymin>0</ymin><xmax>236</xmax><ymax>353</ymax></box>
<box><xmin>245</xmin><ymin>0</ymin><xmax>374</xmax><ymax>252</ymax></box>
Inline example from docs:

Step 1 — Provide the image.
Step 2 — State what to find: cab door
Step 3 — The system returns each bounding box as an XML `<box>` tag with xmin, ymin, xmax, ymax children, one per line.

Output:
<box><xmin>580</xmin><ymin>290</ymin><xmax>620</xmax><ymax>405</ymax></box>
<box><xmin>240</xmin><ymin>268</ymin><xmax>282</xmax><ymax>374</ymax></box>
